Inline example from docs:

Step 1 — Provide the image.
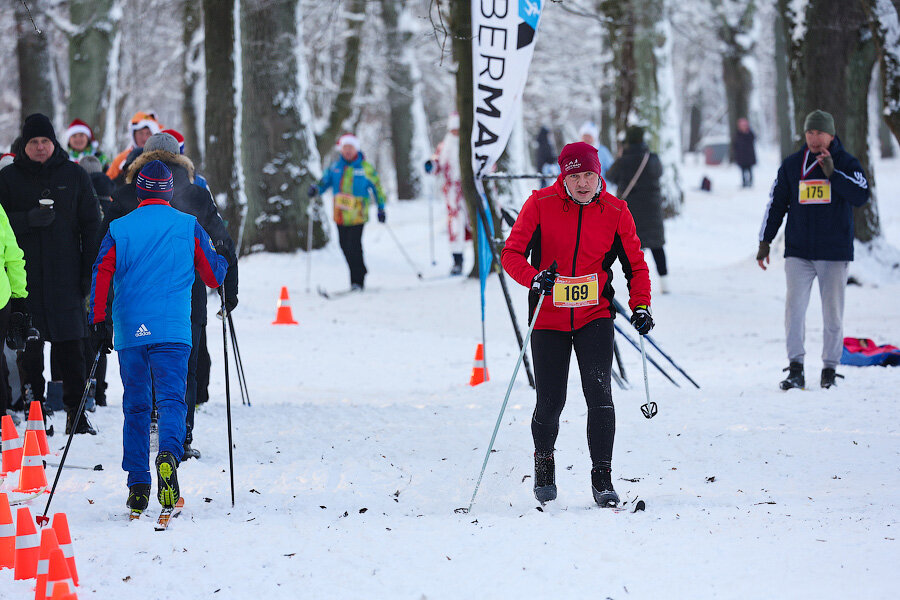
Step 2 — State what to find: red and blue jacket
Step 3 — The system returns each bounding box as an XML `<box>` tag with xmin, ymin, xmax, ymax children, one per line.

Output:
<box><xmin>89</xmin><ymin>198</ymin><xmax>227</xmax><ymax>350</ymax></box>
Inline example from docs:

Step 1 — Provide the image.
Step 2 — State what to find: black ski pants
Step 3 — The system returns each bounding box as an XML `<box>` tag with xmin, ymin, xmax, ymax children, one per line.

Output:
<box><xmin>337</xmin><ymin>224</ymin><xmax>367</xmax><ymax>288</ymax></box>
<box><xmin>530</xmin><ymin>318</ymin><xmax>615</xmax><ymax>466</ymax></box>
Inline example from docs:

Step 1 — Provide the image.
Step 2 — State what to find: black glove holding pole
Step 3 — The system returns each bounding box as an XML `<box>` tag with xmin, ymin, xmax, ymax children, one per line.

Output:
<box><xmin>631</xmin><ymin>305</ymin><xmax>654</xmax><ymax>335</ymax></box>
<box><xmin>90</xmin><ymin>321</ymin><xmax>114</xmax><ymax>354</ymax></box>
<box><xmin>530</xmin><ymin>262</ymin><xmax>558</xmax><ymax>296</ymax></box>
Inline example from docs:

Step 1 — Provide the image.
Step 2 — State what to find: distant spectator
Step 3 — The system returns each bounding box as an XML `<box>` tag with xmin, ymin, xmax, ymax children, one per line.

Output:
<box><xmin>534</xmin><ymin>126</ymin><xmax>558</xmax><ymax>188</ymax></box>
<box><xmin>733</xmin><ymin>118</ymin><xmax>757</xmax><ymax>188</ymax></box>
<box><xmin>106</xmin><ymin>111</ymin><xmax>163</xmax><ymax>183</ymax></box>
<box><xmin>425</xmin><ymin>113</ymin><xmax>470</xmax><ymax>276</ymax></box>
<box><xmin>63</xmin><ymin>119</ymin><xmax>109</xmax><ymax>170</ymax></box>
<box><xmin>578</xmin><ymin>121</ymin><xmax>614</xmax><ymax>177</ymax></box>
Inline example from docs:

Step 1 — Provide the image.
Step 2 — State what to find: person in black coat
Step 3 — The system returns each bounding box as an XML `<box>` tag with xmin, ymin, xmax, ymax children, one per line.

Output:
<box><xmin>605</xmin><ymin>126</ymin><xmax>669</xmax><ymax>293</ymax></box>
<box><xmin>733</xmin><ymin>118</ymin><xmax>757</xmax><ymax>188</ymax></box>
<box><xmin>108</xmin><ymin>132</ymin><xmax>238</xmax><ymax>459</ymax></box>
<box><xmin>534</xmin><ymin>126</ymin><xmax>558</xmax><ymax>188</ymax></box>
<box><xmin>0</xmin><ymin>114</ymin><xmax>101</xmax><ymax>434</ymax></box>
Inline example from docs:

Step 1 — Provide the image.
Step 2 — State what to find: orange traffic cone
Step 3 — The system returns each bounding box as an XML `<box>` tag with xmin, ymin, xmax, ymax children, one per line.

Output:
<box><xmin>44</xmin><ymin>548</ymin><xmax>74</xmax><ymax>600</ymax></box>
<box><xmin>51</xmin><ymin>513</ymin><xmax>78</xmax><ymax>586</ymax></box>
<box><xmin>14</xmin><ymin>506</ymin><xmax>39</xmax><ymax>580</ymax></box>
<box><xmin>49</xmin><ymin>581</ymin><xmax>77</xmax><ymax>600</ymax></box>
<box><xmin>0</xmin><ymin>492</ymin><xmax>14</xmax><ymax>570</ymax></box>
<box><xmin>468</xmin><ymin>344</ymin><xmax>489</xmax><ymax>386</ymax></box>
<box><xmin>271</xmin><ymin>286</ymin><xmax>298</xmax><ymax>325</ymax></box>
<box><xmin>26</xmin><ymin>402</ymin><xmax>50</xmax><ymax>457</ymax></box>
<box><xmin>1</xmin><ymin>414</ymin><xmax>23</xmax><ymax>475</ymax></box>
<box><xmin>35</xmin><ymin>528</ymin><xmax>60</xmax><ymax>600</ymax></box>
<box><xmin>14</xmin><ymin>430</ymin><xmax>48</xmax><ymax>493</ymax></box>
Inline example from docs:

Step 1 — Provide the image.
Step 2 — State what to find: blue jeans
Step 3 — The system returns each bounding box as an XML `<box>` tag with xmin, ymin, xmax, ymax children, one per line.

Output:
<box><xmin>118</xmin><ymin>343</ymin><xmax>191</xmax><ymax>487</ymax></box>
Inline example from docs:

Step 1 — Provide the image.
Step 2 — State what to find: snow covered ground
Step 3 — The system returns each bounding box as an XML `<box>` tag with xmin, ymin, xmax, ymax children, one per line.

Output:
<box><xmin>2</xmin><ymin>149</ymin><xmax>898</xmax><ymax>599</ymax></box>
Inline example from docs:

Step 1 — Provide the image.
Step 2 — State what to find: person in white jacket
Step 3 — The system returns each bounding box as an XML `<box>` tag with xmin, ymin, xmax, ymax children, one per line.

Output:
<box><xmin>425</xmin><ymin>113</ymin><xmax>470</xmax><ymax>276</ymax></box>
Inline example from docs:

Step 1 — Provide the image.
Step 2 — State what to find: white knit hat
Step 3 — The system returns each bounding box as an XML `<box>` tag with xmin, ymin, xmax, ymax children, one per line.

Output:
<box><xmin>337</xmin><ymin>133</ymin><xmax>361</xmax><ymax>151</ymax></box>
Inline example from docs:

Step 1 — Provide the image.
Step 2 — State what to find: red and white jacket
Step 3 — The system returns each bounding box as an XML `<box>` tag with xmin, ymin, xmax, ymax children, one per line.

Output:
<box><xmin>501</xmin><ymin>175</ymin><xmax>651</xmax><ymax>331</ymax></box>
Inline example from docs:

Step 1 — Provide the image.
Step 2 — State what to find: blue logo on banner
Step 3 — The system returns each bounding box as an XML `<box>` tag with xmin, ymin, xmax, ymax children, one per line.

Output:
<box><xmin>519</xmin><ymin>0</ymin><xmax>542</xmax><ymax>30</ymax></box>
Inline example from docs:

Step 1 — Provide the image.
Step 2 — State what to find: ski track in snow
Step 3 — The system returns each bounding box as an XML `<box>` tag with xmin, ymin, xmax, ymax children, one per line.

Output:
<box><xmin>1</xmin><ymin>151</ymin><xmax>898</xmax><ymax>598</ymax></box>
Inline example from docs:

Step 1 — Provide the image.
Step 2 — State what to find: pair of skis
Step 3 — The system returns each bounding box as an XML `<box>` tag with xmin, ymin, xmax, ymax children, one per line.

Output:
<box><xmin>130</xmin><ymin>497</ymin><xmax>184</xmax><ymax>531</ymax></box>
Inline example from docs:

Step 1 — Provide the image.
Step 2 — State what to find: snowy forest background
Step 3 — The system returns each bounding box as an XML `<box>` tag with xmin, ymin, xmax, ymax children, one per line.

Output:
<box><xmin>1</xmin><ymin>0</ymin><xmax>899</xmax><ymax>256</ymax></box>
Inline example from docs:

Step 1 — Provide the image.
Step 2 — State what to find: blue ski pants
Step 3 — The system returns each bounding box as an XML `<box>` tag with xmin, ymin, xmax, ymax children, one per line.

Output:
<box><xmin>118</xmin><ymin>342</ymin><xmax>191</xmax><ymax>487</ymax></box>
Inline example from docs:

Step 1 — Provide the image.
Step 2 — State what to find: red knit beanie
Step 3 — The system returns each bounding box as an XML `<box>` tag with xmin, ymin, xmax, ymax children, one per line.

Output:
<box><xmin>558</xmin><ymin>142</ymin><xmax>601</xmax><ymax>176</ymax></box>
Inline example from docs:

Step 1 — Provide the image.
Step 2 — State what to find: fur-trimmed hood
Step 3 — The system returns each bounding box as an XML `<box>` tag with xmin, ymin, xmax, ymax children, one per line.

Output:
<box><xmin>125</xmin><ymin>150</ymin><xmax>194</xmax><ymax>183</ymax></box>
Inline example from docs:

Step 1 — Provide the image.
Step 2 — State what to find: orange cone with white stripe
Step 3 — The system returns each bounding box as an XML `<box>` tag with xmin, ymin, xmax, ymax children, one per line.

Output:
<box><xmin>35</xmin><ymin>527</ymin><xmax>60</xmax><ymax>600</ymax></box>
<box><xmin>44</xmin><ymin>548</ymin><xmax>75</xmax><ymax>600</ymax></box>
<box><xmin>271</xmin><ymin>286</ymin><xmax>298</xmax><ymax>325</ymax></box>
<box><xmin>49</xmin><ymin>581</ymin><xmax>77</xmax><ymax>599</ymax></box>
<box><xmin>1</xmin><ymin>414</ymin><xmax>23</xmax><ymax>475</ymax></box>
<box><xmin>26</xmin><ymin>402</ymin><xmax>50</xmax><ymax>457</ymax></box>
<box><xmin>51</xmin><ymin>513</ymin><xmax>78</xmax><ymax>586</ymax></box>
<box><xmin>0</xmin><ymin>492</ymin><xmax>14</xmax><ymax>570</ymax></box>
<box><xmin>468</xmin><ymin>344</ymin><xmax>489</xmax><ymax>386</ymax></box>
<box><xmin>14</xmin><ymin>506</ymin><xmax>40</xmax><ymax>580</ymax></box>
<box><xmin>14</xmin><ymin>430</ymin><xmax>48</xmax><ymax>493</ymax></box>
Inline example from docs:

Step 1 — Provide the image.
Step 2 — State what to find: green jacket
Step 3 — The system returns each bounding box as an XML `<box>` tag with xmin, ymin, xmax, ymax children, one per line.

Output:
<box><xmin>0</xmin><ymin>204</ymin><xmax>26</xmax><ymax>307</ymax></box>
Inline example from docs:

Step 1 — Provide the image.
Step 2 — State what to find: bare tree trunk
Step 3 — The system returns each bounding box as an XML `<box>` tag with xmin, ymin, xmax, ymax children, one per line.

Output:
<box><xmin>380</xmin><ymin>0</ymin><xmax>424</xmax><ymax>200</ymax></box>
<box><xmin>182</xmin><ymin>0</ymin><xmax>203</xmax><ymax>162</ymax></box>
<box><xmin>204</xmin><ymin>0</ymin><xmax>242</xmax><ymax>243</ymax></box>
<box><xmin>315</xmin><ymin>0</ymin><xmax>366</xmax><ymax>158</ymax></box>
<box><xmin>15</xmin><ymin>1</ymin><xmax>54</xmax><ymax>119</ymax></box>
<box><xmin>69</xmin><ymin>0</ymin><xmax>115</xmax><ymax>131</ymax></box>
<box><xmin>241</xmin><ymin>0</ymin><xmax>323</xmax><ymax>253</ymax></box>
<box><xmin>863</xmin><ymin>0</ymin><xmax>900</xmax><ymax>146</ymax></box>
<box><xmin>712</xmin><ymin>1</ymin><xmax>756</xmax><ymax>161</ymax></box>
<box><xmin>774</xmin><ymin>0</ymin><xmax>795</xmax><ymax>158</ymax></box>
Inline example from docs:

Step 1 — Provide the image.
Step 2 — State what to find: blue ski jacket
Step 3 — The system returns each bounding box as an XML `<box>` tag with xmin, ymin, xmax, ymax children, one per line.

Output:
<box><xmin>759</xmin><ymin>136</ymin><xmax>869</xmax><ymax>261</ymax></box>
<box><xmin>89</xmin><ymin>199</ymin><xmax>227</xmax><ymax>350</ymax></box>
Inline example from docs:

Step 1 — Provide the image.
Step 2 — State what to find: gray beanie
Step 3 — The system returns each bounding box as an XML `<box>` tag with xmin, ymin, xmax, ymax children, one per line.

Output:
<box><xmin>78</xmin><ymin>155</ymin><xmax>102</xmax><ymax>174</ymax></box>
<box><xmin>803</xmin><ymin>110</ymin><xmax>835</xmax><ymax>136</ymax></box>
<box><xmin>143</xmin><ymin>132</ymin><xmax>180</xmax><ymax>155</ymax></box>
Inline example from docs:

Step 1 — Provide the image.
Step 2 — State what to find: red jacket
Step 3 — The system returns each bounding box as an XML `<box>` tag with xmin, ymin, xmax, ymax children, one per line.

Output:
<box><xmin>501</xmin><ymin>176</ymin><xmax>651</xmax><ymax>331</ymax></box>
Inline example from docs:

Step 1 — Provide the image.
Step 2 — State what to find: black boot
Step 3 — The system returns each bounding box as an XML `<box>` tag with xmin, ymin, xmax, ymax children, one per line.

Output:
<box><xmin>182</xmin><ymin>441</ymin><xmax>201</xmax><ymax>461</ymax></box>
<box><xmin>155</xmin><ymin>451</ymin><xmax>180</xmax><ymax>508</ymax></box>
<box><xmin>533</xmin><ymin>451</ymin><xmax>557</xmax><ymax>503</ymax></box>
<box><xmin>591</xmin><ymin>463</ymin><xmax>619</xmax><ymax>507</ymax></box>
<box><xmin>126</xmin><ymin>483</ymin><xmax>151</xmax><ymax>513</ymax></box>
<box><xmin>65</xmin><ymin>410</ymin><xmax>97</xmax><ymax>435</ymax></box>
<box><xmin>779</xmin><ymin>362</ymin><xmax>804</xmax><ymax>390</ymax></box>
<box><xmin>820</xmin><ymin>368</ymin><xmax>844</xmax><ymax>389</ymax></box>
<box><xmin>450</xmin><ymin>253</ymin><xmax>464</xmax><ymax>276</ymax></box>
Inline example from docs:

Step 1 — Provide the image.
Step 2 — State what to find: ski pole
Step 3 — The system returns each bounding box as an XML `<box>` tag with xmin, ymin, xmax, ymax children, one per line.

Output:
<box><xmin>37</xmin><ymin>349</ymin><xmax>102</xmax><ymax>526</ymax></box>
<box><xmin>220</xmin><ymin>289</ymin><xmax>236</xmax><ymax>506</ymax></box>
<box><xmin>384</xmin><ymin>222</ymin><xmax>423</xmax><ymax>280</ymax></box>
<box><xmin>612</xmin><ymin>299</ymin><xmax>700</xmax><ymax>388</ymax></box>
<box><xmin>639</xmin><ymin>336</ymin><xmax>658</xmax><ymax>419</ymax></box>
<box><xmin>460</xmin><ymin>262</ymin><xmax>556</xmax><ymax>514</ymax></box>
<box><xmin>613</xmin><ymin>322</ymin><xmax>680</xmax><ymax>388</ymax></box>
<box><xmin>227</xmin><ymin>312</ymin><xmax>251</xmax><ymax>407</ymax></box>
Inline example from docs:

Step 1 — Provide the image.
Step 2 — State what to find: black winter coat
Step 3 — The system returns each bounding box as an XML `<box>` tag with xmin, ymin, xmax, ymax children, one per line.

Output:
<box><xmin>733</xmin><ymin>130</ymin><xmax>757</xmax><ymax>168</ymax></box>
<box><xmin>605</xmin><ymin>143</ymin><xmax>665</xmax><ymax>249</ymax></box>
<box><xmin>0</xmin><ymin>145</ymin><xmax>101</xmax><ymax>341</ymax></box>
<box><xmin>108</xmin><ymin>150</ymin><xmax>238</xmax><ymax>325</ymax></box>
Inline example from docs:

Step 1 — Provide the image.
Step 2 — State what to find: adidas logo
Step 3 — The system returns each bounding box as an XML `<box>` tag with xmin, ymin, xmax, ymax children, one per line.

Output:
<box><xmin>135</xmin><ymin>324</ymin><xmax>151</xmax><ymax>337</ymax></box>
<box><xmin>563</xmin><ymin>159</ymin><xmax>581</xmax><ymax>172</ymax></box>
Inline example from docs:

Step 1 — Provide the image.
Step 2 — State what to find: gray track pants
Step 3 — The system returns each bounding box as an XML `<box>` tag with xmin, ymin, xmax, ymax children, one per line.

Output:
<box><xmin>784</xmin><ymin>257</ymin><xmax>849</xmax><ymax>368</ymax></box>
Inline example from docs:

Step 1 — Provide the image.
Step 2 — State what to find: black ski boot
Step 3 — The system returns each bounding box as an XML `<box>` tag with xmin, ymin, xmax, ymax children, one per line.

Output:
<box><xmin>65</xmin><ymin>410</ymin><xmax>97</xmax><ymax>435</ymax></box>
<box><xmin>533</xmin><ymin>451</ymin><xmax>557</xmax><ymax>504</ymax></box>
<box><xmin>591</xmin><ymin>464</ymin><xmax>619</xmax><ymax>507</ymax></box>
<box><xmin>126</xmin><ymin>483</ymin><xmax>151</xmax><ymax>513</ymax></box>
<box><xmin>182</xmin><ymin>441</ymin><xmax>201</xmax><ymax>461</ymax></box>
<box><xmin>821</xmin><ymin>368</ymin><xmax>844</xmax><ymax>389</ymax></box>
<box><xmin>450</xmin><ymin>253</ymin><xmax>464</xmax><ymax>276</ymax></box>
<box><xmin>155</xmin><ymin>451</ymin><xmax>180</xmax><ymax>508</ymax></box>
<box><xmin>779</xmin><ymin>362</ymin><xmax>804</xmax><ymax>390</ymax></box>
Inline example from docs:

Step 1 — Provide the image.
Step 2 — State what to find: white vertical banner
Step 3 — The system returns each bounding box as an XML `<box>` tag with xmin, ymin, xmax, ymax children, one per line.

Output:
<box><xmin>471</xmin><ymin>0</ymin><xmax>544</xmax><ymax>182</ymax></box>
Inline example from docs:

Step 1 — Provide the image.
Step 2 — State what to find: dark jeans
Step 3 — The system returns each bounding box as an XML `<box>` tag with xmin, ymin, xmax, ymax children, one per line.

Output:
<box><xmin>741</xmin><ymin>167</ymin><xmax>753</xmax><ymax>187</ymax></box>
<box><xmin>337</xmin><ymin>224</ymin><xmax>367</xmax><ymax>288</ymax></box>
<box><xmin>649</xmin><ymin>247</ymin><xmax>668</xmax><ymax>277</ymax></box>
<box><xmin>19</xmin><ymin>337</ymin><xmax>85</xmax><ymax>413</ymax></box>
<box><xmin>0</xmin><ymin>303</ymin><xmax>9</xmax><ymax>414</ymax></box>
<box><xmin>530</xmin><ymin>318</ymin><xmax>615</xmax><ymax>466</ymax></box>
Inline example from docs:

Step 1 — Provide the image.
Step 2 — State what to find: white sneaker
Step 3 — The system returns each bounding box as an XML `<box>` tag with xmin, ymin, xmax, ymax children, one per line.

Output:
<box><xmin>659</xmin><ymin>275</ymin><xmax>670</xmax><ymax>294</ymax></box>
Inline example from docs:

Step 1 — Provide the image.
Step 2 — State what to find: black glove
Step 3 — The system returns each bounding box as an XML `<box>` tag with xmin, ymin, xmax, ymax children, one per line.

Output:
<box><xmin>377</xmin><ymin>209</ymin><xmax>386</xmax><ymax>223</ymax></box>
<box><xmin>10</xmin><ymin>297</ymin><xmax>28</xmax><ymax>316</ymax></box>
<box><xmin>307</xmin><ymin>184</ymin><xmax>319</xmax><ymax>198</ymax></box>
<box><xmin>756</xmin><ymin>241</ymin><xmax>770</xmax><ymax>261</ymax></box>
<box><xmin>630</xmin><ymin>305</ymin><xmax>654</xmax><ymax>335</ymax></box>
<box><xmin>531</xmin><ymin>266</ymin><xmax>558</xmax><ymax>296</ymax></box>
<box><xmin>27</xmin><ymin>206</ymin><xmax>56</xmax><ymax>229</ymax></box>
<box><xmin>424</xmin><ymin>160</ymin><xmax>434</xmax><ymax>174</ymax></box>
<box><xmin>90</xmin><ymin>321</ymin><xmax>113</xmax><ymax>354</ymax></box>
<box><xmin>225</xmin><ymin>294</ymin><xmax>238</xmax><ymax>314</ymax></box>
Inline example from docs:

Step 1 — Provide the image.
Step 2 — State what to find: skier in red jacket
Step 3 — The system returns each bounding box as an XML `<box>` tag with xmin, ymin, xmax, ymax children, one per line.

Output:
<box><xmin>501</xmin><ymin>141</ymin><xmax>653</xmax><ymax>507</ymax></box>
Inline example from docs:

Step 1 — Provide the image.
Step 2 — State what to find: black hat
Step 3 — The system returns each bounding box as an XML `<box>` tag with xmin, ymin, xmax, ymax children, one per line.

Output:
<box><xmin>21</xmin><ymin>113</ymin><xmax>57</xmax><ymax>144</ymax></box>
<box><xmin>625</xmin><ymin>126</ymin><xmax>645</xmax><ymax>145</ymax></box>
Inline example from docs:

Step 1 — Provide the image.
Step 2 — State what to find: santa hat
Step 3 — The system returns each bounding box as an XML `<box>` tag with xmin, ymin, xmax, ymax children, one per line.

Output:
<box><xmin>161</xmin><ymin>129</ymin><xmax>186</xmax><ymax>154</ymax></box>
<box><xmin>336</xmin><ymin>133</ymin><xmax>361</xmax><ymax>151</ymax></box>
<box><xmin>0</xmin><ymin>153</ymin><xmax>14</xmax><ymax>170</ymax></box>
<box><xmin>64</xmin><ymin>119</ymin><xmax>94</xmax><ymax>143</ymax></box>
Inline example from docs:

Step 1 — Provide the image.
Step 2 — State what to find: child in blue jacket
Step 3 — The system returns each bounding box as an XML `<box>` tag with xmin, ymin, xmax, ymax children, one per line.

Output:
<box><xmin>89</xmin><ymin>160</ymin><xmax>228</xmax><ymax>513</ymax></box>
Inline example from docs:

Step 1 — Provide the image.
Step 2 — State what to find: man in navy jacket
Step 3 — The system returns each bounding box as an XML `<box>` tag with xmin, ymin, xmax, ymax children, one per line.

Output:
<box><xmin>89</xmin><ymin>160</ymin><xmax>227</xmax><ymax>513</ymax></box>
<box><xmin>757</xmin><ymin>110</ymin><xmax>869</xmax><ymax>390</ymax></box>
